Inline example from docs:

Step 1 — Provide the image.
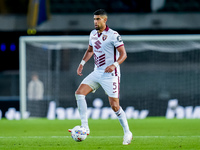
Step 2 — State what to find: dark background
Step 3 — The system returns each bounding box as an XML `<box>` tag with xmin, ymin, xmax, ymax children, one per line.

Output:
<box><xmin>1</xmin><ymin>0</ymin><xmax>200</xmax><ymax>117</ymax></box>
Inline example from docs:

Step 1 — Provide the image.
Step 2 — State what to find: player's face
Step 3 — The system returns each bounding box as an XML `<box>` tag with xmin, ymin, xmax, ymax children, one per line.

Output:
<box><xmin>94</xmin><ymin>15</ymin><xmax>107</xmax><ymax>31</ymax></box>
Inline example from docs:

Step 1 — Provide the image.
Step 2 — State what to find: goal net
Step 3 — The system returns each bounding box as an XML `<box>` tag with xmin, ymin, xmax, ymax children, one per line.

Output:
<box><xmin>19</xmin><ymin>35</ymin><xmax>200</xmax><ymax>119</ymax></box>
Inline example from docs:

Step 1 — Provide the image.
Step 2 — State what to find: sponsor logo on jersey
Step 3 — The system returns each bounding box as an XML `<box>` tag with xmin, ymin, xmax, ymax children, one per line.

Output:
<box><xmin>94</xmin><ymin>40</ymin><xmax>101</xmax><ymax>49</ymax></box>
<box><xmin>94</xmin><ymin>50</ymin><xmax>102</xmax><ymax>53</ymax></box>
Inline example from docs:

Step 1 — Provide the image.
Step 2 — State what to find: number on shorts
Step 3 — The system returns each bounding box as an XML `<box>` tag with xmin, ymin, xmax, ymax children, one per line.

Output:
<box><xmin>113</xmin><ymin>82</ymin><xmax>117</xmax><ymax>93</ymax></box>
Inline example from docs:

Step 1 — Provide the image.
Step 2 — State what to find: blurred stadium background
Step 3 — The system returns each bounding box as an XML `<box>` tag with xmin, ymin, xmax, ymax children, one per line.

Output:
<box><xmin>1</xmin><ymin>0</ymin><xmax>200</xmax><ymax>119</ymax></box>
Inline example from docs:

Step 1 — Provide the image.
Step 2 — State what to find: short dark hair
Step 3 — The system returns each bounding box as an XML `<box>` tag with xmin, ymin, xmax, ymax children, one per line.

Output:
<box><xmin>93</xmin><ymin>9</ymin><xmax>107</xmax><ymax>16</ymax></box>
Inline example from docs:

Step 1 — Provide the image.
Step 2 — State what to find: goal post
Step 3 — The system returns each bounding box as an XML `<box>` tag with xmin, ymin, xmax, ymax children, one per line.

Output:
<box><xmin>19</xmin><ymin>35</ymin><xmax>89</xmax><ymax>119</ymax></box>
<box><xmin>19</xmin><ymin>34</ymin><xmax>200</xmax><ymax>119</ymax></box>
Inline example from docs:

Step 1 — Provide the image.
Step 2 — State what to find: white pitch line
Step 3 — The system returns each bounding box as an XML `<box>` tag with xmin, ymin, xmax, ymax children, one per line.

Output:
<box><xmin>0</xmin><ymin>136</ymin><xmax>200</xmax><ymax>139</ymax></box>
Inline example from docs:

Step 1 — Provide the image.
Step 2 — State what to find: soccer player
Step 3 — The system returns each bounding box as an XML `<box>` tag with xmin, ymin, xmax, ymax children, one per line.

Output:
<box><xmin>69</xmin><ymin>9</ymin><xmax>132</xmax><ymax>145</ymax></box>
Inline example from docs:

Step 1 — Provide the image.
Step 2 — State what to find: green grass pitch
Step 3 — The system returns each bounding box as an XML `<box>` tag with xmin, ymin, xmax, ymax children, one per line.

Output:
<box><xmin>0</xmin><ymin>118</ymin><xmax>200</xmax><ymax>150</ymax></box>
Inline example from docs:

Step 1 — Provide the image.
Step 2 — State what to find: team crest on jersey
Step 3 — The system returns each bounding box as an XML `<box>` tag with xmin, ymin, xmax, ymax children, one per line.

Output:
<box><xmin>102</xmin><ymin>35</ymin><xmax>108</xmax><ymax>41</ymax></box>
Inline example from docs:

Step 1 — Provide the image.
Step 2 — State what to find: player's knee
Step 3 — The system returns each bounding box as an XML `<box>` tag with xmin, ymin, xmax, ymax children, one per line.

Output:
<box><xmin>75</xmin><ymin>87</ymin><xmax>86</xmax><ymax>95</ymax></box>
<box><xmin>75</xmin><ymin>90</ymin><xmax>81</xmax><ymax>95</ymax></box>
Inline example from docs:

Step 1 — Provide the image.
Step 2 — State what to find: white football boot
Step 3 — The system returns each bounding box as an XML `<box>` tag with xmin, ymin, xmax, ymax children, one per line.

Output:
<box><xmin>85</xmin><ymin>128</ymin><xmax>90</xmax><ymax>135</ymax></box>
<box><xmin>123</xmin><ymin>131</ymin><xmax>133</xmax><ymax>145</ymax></box>
<box><xmin>81</xmin><ymin>126</ymin><xmax>90</xmax><ymax>135</ymax></box>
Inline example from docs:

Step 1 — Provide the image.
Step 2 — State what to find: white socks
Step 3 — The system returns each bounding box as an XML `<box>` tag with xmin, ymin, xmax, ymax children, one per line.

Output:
<box><xmin>75</xmin><ymin>94</ymin><xmax>130</xmax><ymax>134</ymax></box>
<box><xmin>115</xmin><ymin>107</ymin><xmax>130</xmax><ymax>134</ymax></box>
<box><xmin>75</xmin><ymin>94</ymin><xmax>88</xmax><ymax>129</ymax></box>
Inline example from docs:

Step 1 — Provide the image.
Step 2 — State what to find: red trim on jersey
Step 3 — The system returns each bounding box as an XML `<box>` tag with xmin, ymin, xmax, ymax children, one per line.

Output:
<box><xmin>96</xmin><ymin>25</ymin><xmax>109</xmax><ymax>37</ymax></box>
<box><xmin>105</xmin><ymin>25</ymin><xmax>109</xmax><ymax>31</ymax></box>
<box><xmin>98</xmin><ymin>33</ymin><xmax>102</xmax><ymax>37</ymax></box>
<box><xmin>118</xmin><ymin>76</ymin><xmax>120</xmax><ymax>98</ymax></box>
<box><xmin>114</xmin><ymin>47</ymin><xmax>117</xmax><ymax>76</ymax></box>
<box><xmin>116</xmin><ymin>44</ymin><xmax>124</xmax><ymax>49</ymax></box>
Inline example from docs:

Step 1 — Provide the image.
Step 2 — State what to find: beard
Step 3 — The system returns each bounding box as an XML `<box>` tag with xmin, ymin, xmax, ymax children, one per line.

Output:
<box><xmin>95</xmin><ymin>25</ymin><xmax>100</xmax><ymax>30</ymax></box>
<box><xmin>95</xmin><ymin>27</ymin><xmax>100</xmax><ymax>30</ymax></box>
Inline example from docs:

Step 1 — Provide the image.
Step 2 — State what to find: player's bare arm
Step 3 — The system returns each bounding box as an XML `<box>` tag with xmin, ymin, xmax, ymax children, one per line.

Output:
<box><xmin>104</xmin><ymin>45</ymin><xmax>127</xmax><ymax>73</ymax></box>
<box><xmin>77</xmin><ymin>45</ymin><xmax>93</xmax><ymax>76</ymax></box>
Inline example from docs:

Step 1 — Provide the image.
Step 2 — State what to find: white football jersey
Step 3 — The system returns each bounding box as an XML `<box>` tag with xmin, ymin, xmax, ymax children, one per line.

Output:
<box><xmin>89</xmin><ymin>26</ymin><xmax>124</xmax><ymax>76</ymax></box>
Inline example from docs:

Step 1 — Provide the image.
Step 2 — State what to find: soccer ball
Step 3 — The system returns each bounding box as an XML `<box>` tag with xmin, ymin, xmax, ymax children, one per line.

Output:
<box><xmin>71</xmin><ymin>126</ymin><xmax>87</xmax><ymax>142</ymax></box>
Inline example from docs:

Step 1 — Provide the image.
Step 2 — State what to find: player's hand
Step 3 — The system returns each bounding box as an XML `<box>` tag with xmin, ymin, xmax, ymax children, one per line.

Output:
<box><xmin>104</xmin><ymin>64</ymin><xmax>115</xmax><ymax>73</ymax></box>
<box><xmin>77</xmin><ymin>64</ymin><xmax>83</xmax><ymax>76</ymax></box>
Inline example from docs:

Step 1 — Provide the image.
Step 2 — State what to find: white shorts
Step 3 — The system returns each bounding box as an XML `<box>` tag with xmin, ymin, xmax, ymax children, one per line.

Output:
<box><xmin>81</xmin><ymin>70</ymin><xmax>120</xmax><ymax>98</ymax></box>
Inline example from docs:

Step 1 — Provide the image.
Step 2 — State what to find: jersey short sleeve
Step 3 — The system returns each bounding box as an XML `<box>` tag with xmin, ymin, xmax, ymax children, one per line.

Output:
<box><xmin>112</xmin><ymin>32</ymin><xmax>124</xmax><ymax>48</ymax></box>
<box><xmin>89</xmin><ymin>31</ymin><xmax>93</xmax><ymax>46</ymax></box>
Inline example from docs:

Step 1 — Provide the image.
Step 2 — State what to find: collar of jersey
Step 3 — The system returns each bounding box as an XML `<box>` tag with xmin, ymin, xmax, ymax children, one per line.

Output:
<box><xmin>96</xmin><ymin>25</ymin><xmax>109</xmax><ymax>37</ymax></box>
<box><xmin>96</xmin><ymin>25</ymin><xmax>109</xmax><ymax>33</ymax></box>
<box><xmin>104</xmin><ymin>25</ymin><xmax>109</xmax><ymax>31</ymax></box>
